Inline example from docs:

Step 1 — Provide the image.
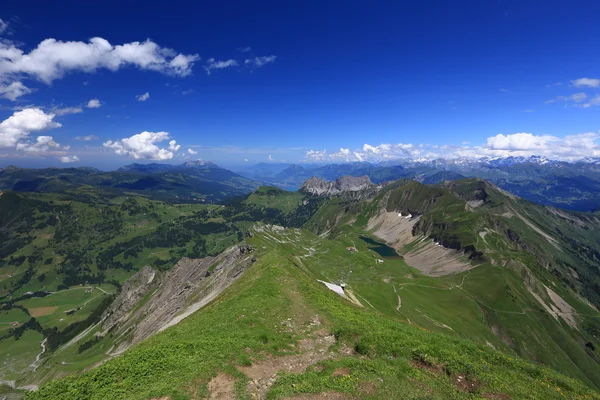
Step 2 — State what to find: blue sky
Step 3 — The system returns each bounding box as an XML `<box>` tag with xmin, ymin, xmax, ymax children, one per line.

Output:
<box><xmin>0</xmin><ymin>0</ymin><xmax>600</xmax><ymax>169</ymax></box>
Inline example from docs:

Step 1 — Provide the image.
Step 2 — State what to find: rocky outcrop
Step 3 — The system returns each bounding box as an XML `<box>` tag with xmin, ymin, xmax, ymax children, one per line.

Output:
<box><xmin>100</xmin><ymin>244</ymin><xmax>256</xmax><ymax>355</ymax></box>
<box><xmin>300</xmin><ymin>175</ymin><xmax>377</xmax><ymax>196</ymax></box>
<box><xmin>101</xmin><ymin>266</ymin><xmax>157</xmax><ymax>331</ymax></box>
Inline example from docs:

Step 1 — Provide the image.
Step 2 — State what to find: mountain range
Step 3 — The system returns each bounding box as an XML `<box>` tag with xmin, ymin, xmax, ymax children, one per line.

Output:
<box><xmin>0</xmin><ymin>161</ymin><xmax>260</xmax><ymax>204</ymax></box>
<box><xmin>238</xmin><ymin>157</ymin><xmax>600</xmax><ymax>211</ymax></box>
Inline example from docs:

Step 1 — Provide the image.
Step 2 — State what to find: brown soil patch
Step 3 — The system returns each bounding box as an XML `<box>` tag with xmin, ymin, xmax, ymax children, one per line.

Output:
<box><xmin>410</xmin><ymin>358</ymin><xmax>445</xmax><ymax>376</ymax></box>
<box><xmin>207</xmin><ymin>373</ymin><xmax>236</xmax><ymax>399</ymax></box>
<box><xmin>283</xmin><ymin>392</ymin><xmax>353</xmax><ymax>399</ymax></box>
<box><xmin>29</xmin><ymin>306</ymin><xmax>58</xmax><ymax>317</ymax></box>
<box><xmin>482</xmin><ymin>393</ymin><xmax>511</xmax><ymax>400</ymax></box>
<box><xmin>239</xmin><ymin>331</ymin><xmax>336</xmax><ymax>379</ymax></box>
<box><xmin>453</xmin><ymin>375</ymin><xmax>480</xmax><ymax>393</ymax></box>
<box><xmin>358</xmin><ymin>381</ymin><xmax>377</xmax><ymax>396</ymax></box>
<box><xmin>149</xmin><ymin>397</ymin><xmax>170</xmax><ymax>400</ymax></box>
<box><xmin>332</xmin><ymin>367</ymin><xmax>350</xmax><ymax>377</ymax></box>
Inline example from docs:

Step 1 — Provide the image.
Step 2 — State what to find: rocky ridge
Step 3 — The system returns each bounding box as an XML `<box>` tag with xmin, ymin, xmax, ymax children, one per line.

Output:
<box><xmin>299</xmin><ymin>175</ymin><xmax>378</xmax><ymax>196</ymax></box>
<box><xmin>99</xmin><ymin>243</ymin><xmax>256</xmax><ymax>355</ymax></box>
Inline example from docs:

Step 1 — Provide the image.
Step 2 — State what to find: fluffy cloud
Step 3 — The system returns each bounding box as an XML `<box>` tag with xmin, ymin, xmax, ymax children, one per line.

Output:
<box><xmin>103</xmin><ymin>131</ymin><xmax>180</xmax><ymax>160</ymax></box>
<box><xmin>305</xmin><ymin>132</ymin><xmax>600</xmax><ymax>163</ymax></box>
<box><xmin>59</xmin><ymin>155</ymin><xmax>80</xmax><ymax>163</ymax></box>
<box><xmin>571</xmin><ymin>77</ymin><xmax>600</xmax><ymax>88</ymax></box>
<box><xmin>136</xmin><ymin>92</ymin><xmax>150</xmax><ymax>101</ymax></box>
<box><xmin>0</xmin><ymin>37</ymin><xmax>200</xmax><ymax>85</ymax></box>
<box><xmin>486</xmin><ymin>133</ymin><xmax>557</xmax><ymax>151</ymax></box>
<box><xmin>204</xmin><ymin>58</ymin><xmax>238</xmax><ymax>74</ymax></box>
<box><xmin>187</xmin><ymin>148</ymin><xmax>198</xmax><ymax>155</ymax></box>
<box><xmin>74</xmin><ymin>134</ymin><xmax>99</xmax><ymax>141</ymax></box>
<box><xmin>245</xmin><ymin>55</ymin><xmax>276</xmax><ymax>68</ymax></box>
<box><xmin>305</xmin><ymin>149</ymin><xmax>327</xmax><ymax>161</ymax></box>
<box><xmin>16</xmin><ymin>135</ymin><xmax>60</xmax><ymax>153</ymax></box>
<box><xmin>54</xmin><ymin>106</ymin><xmax>83</xmax><ymax>116</ymax></box>
<box><xmin>168</xmin><ymin>140</ymin><xmax>180</xmax><ymax>151</ymax></box>
<box><xmin>0</xmin><ymin>81</ymin><xmax>33</xmax><ymax>101</ymax></box>
<box><xmin>0</xmin><ymin>108</ymin><xmax>61</xmax><ymax>148</ymax></box>
<box><xmin>86</xmin><ymin>99</ymin><xmax>101</xmax><ymax>108</ymax></box>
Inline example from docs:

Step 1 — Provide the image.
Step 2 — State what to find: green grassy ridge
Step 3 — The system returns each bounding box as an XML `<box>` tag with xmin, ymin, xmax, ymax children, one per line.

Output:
<box><xmin>28</xmin><ymin>235</ymin><xmax>600</xmax><ymax>400</ymax></box>
<box><xmin>295</xmin><ymin>179</ymin><xmax>600</xmax><ymax>387</ymax></box>
<box><xmin>0</xmin><ymin>186</ymin><xmax>319</xmax><ymax>384</ymax></box>
<box><xmin>251</xmin><ymin>224</ymin><xmax>600</xmax><ymax>389</ymax></box>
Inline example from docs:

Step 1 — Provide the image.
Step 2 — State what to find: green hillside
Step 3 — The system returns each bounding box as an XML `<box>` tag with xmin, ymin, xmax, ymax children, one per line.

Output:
<box><xmin>2</xmin><ymin>178</ymin><xmax>600</xmax><ymax>399</ymax></box>
<box><xmin>27</xmin><ymin>225</ymin><xmax>600</xmax><ymax>399</ymax></box>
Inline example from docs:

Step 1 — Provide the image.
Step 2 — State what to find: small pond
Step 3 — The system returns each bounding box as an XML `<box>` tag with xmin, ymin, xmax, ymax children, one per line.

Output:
<box><xmin>359</xmin><ymin>235</ymin><xmax>402</xmax><ymax>259</ymax></box>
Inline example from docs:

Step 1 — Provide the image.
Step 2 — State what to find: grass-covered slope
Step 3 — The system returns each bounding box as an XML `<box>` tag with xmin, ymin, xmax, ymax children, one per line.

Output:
<box><xmin>28</xmin><ymin>228</ymin><xmax>600</xmax><ymax>399</ymax></box>
<box><xmin>0</xmin><ymin>186</ymin><xmax>321</xmax><ymax>386</ymax></box>
<box><xmin>303</xmin><ymin>179</ymin><xmax>600</xmax><ymax>389</ymax></box>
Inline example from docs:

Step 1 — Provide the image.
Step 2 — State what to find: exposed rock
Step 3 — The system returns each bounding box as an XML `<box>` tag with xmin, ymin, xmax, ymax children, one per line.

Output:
<box><xmin>101</xmin><ymin>266</ymin><xmax>157</xmax><ymax>331</ymax></box>
<box><xmin>300</xmin><ymin>175</ymin><xmax>377</xmax><ymax>196</ymax></box>
<box><xmin>102</xmin><ymin>244</ymin><xmax>255</xmax><ymax>355</ymax></box>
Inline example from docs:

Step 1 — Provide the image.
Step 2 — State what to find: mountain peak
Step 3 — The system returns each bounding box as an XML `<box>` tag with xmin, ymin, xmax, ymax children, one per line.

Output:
<box><xmin>182</xmin><ymin>160</ymin><xmax>218</xmax><ymax>168</ymax></box>
<box><xmin>300</xmin><ymin>175</ymin><xmax>375</xmax><ymax>196</ymax></box>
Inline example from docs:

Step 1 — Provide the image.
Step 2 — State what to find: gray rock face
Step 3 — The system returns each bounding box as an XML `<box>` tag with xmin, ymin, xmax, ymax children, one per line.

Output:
<box><xmin>101</xmin><ymin>265</ymin><xmax>156</xmax><ymax>331</ymax></box>
<box><xmin>100</xmin><ymin>244</ymin><xmax>255</xmax><ymax>355</ymax></box>
<box><xmin>300</xmin><ymin>175</ymin><xmax>376</xmax><ymax>196</ymax></box>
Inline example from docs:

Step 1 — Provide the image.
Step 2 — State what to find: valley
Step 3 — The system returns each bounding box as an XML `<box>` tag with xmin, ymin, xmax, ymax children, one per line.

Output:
<box><xmin>0</xmin><ymin>172</ymin><xmax>599</xmax><ymax>399</ymax></box>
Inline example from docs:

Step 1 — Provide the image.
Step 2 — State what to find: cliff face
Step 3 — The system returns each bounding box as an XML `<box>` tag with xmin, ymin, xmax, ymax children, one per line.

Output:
<box><xmin>99</xmin><ymin>244</ymin><xmax>256</xmax><ymax>355</ymax></box>
<box><xmin>300</xmin><ymin>175</ymin><xmax>376</xmax><ymax>196</ymax></box>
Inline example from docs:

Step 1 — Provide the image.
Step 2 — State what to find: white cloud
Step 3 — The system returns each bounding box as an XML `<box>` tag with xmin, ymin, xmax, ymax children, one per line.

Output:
<box><xmin>103</xmin><ymin>131</ymin><xmax>179</xmax><ymax>160</ymax></box>
<box><xmin>523</xmin><ymin>109</ymin><xmax>536</xmax><ymax>113</ymax></box>
<box><xmin>74</xmin><ymin>134</ymin><xmax>99</xmax><ymax>141</ymax></box>
<box><xmin>168</xmin><ymin>139</ymin><xmax>180</xmax><ymax>151</ymax></box>
<box><xmin>545</xmin><ymin>92</ymin><xmax>587</xmax><ymax>104</ymax></box>
<box><xmin>54</xmin><ymin>106</ymin><xmax>83</xmax><ymax>116</ymax></box>
<box><xmin>239</xmin><ymin>47</ymin><xmax>252</xmax><ymax>53</ymax></box>
<box><xmin>187</xmin><ymin>148</ymin><xmax>198</xmax><ymax>155</ymax></box>
<box><xmin>268</xmin><ymin>154</ymin><xmax>273</xmax><ymax>161</ymax></box>
<box><xmin>204</xmin><ymin>58</ymin><xmax>238</xmax><ymax>74</ymax></box>
<box><xmin>306</xmin><ymin>132</ymin><xmax>600</xmax><ymax>163</ymax></box>
<box><xmin>577</xmin><ymin>95</ymin><xmax>600</xmax><ymax>109</ymax></box>
<box><xmin>0</xmin><ymin>37</ymin><xmax>200</xmax><ymax>84</ymax></box>
<box><xmin>87</xmin><ymin>99</ymin><xmax>101</xmax><ymax>108</ymax></box>
<box><xmin>0</xmin><ymin>81</ymin><xmax>33</xmax><ymax>101</ymax></box>
<box><xmin>486</xmin><ymin>133</ymin><xmax>557</xmax><ymax>151</ymax></box>
<box><xmin>571</xmin><ymin>77</ymin><xmax>600</xmax><ymax>88</ymax></box>
<box><xmin>136</xmin><ymin>92</ymin><xmax>150</xmax><ymax>101</ymax></box>
<box><xmin>0</xmin><ymin>108</ymin><xmax>61</xmax><ymax>148</ymax></box>
<box><xmin>59</xmin><ymin>155</ymin><xmax>79</xmax><ymax>163</ymax></box>
<box><xmin>244</xmin><ymin>158</ymin><xmax>248</xmax><ymax>162</ymax></box>
<box><xmin>305</xmin><ymin>149</ymin><xmax>327</xmax><ymax>161</ymax></box>
<box><xmin>0</xmin><ymin>19</ymin><xmax>8</xmax><ymax>35</ymax></box>
<box><xmin>16</xmin><ymin>135</ymin><xmax>60</xmax><ymax>153</ymax></box>
<box><xmin>245</xmin><ymin>55</ymin><xmax>276</xmax><ymax>68</ymax></box>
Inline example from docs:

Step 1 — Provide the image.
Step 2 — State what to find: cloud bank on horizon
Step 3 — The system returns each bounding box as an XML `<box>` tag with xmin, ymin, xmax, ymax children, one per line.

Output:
<box><xmin>305</xmin><ymin>132</ymin><xmax>600</xmax><ymax>163</ymax></box>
